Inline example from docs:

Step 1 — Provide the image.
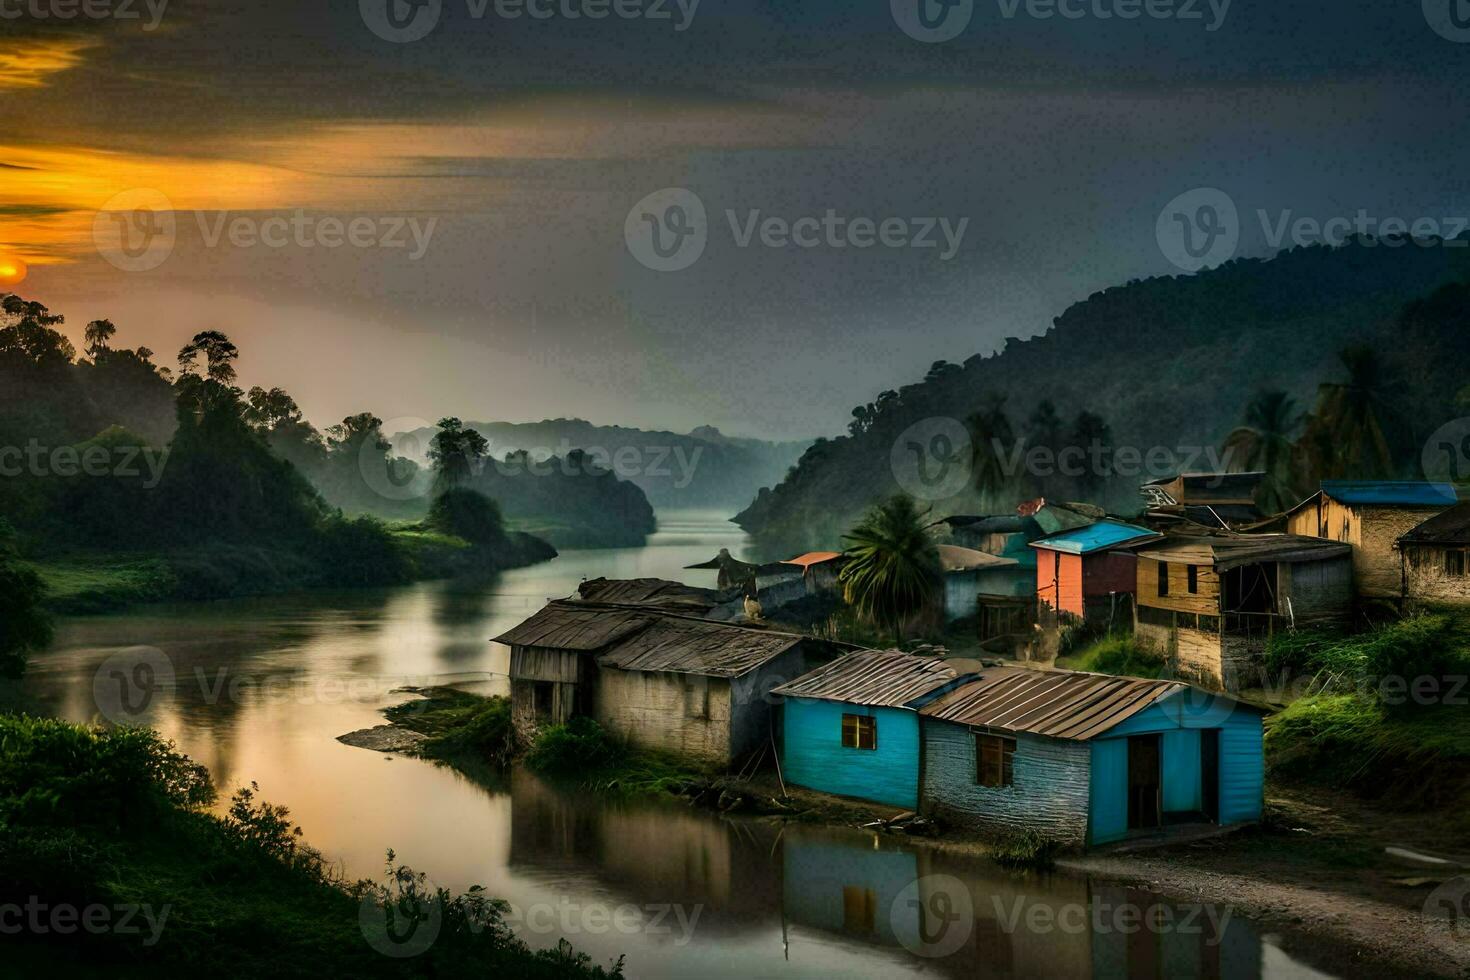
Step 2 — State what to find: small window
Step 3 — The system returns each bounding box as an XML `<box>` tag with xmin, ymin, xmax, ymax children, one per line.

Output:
<box><xmin>1186</xmin><ymin>564</ymin><xmax>1199</xmax><ymax>594</ymax></box>
<box><xmin>976</xmin><ymin>734</ymin><xmax>1016</xmax><ymax>788</ymax></box>
<box><xmin>1157</xmin><ymin>562</ymin><xmax>1170</xmax><ymax>597</ymax></box>
<box><xmin>1447</xmin><ymin>550</ymin><xmax>1467</xmax><ymax>578</ymax></box>
<box><xmin>842</xmin><ymin>713</ymin><xmax>877</xmax><ymax>750</ymax></box>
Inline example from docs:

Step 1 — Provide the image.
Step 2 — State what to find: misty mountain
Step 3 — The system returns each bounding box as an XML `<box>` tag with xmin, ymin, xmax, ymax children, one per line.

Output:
<box><xmin>389</xmin><ymin>418</ymin><xmax>810</xmax><ymax>511</ymax></box>
<box><xmin>735</xmin><ymin>238</ymin><xmax>1470</xmax><ymax>550</ymax></box>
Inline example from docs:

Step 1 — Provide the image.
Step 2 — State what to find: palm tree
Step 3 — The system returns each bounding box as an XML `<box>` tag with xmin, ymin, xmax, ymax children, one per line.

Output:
<box><xmin>839</xmin><ymin>495</ymin><xmax>943</xmax><ymax>644</ymax></box>
<box><xmin>1222</xmin><ymin>390</ymin><xmax>1305</xmax><ymax>514</ymax></box>
<box><xmin>1307</xmin><ymin>346</ymin><xmax>1395</xmax><ymax>479</ymax></box>
<box><xmin>83</xmin><ymin>318</ymin><xmax>116</xmax><ymax>358</ymax></box>
<box><xmin>966</xmin><ymin>393</ymin><xmax>1016</xmax><ymax>508</ymax></box>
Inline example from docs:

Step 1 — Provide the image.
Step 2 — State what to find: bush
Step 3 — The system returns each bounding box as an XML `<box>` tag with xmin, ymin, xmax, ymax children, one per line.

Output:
<box><xmin>311</xmin><ymin>514</ymin><xmax>413</xmax><ymax>587</ymax></box>
<box><xmin>1061</xmin><ymin>634</ymin><xmax>1164</xmax><ymax>679</ymax></box>
<box><xmin>1264</xmin><ymin>613</ymin><xmax>1470</xmax><ymax>709</ymax></box>
<box><xmin>526</xmin><ymin>717</ymin><xmax>627</xmax><ymax>774</ymax></box>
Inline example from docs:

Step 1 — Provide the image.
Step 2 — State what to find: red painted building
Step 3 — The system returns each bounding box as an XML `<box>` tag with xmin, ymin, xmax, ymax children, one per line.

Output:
<box><xmin>1032</xmin><ymin>520</ymin><xmax>1159</xmax><ymax>621</ymax></box>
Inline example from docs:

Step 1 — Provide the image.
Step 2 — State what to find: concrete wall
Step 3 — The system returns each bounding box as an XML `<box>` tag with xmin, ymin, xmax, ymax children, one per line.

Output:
<box><xmin>1404</xmin><ymin>544</ymin><xmax>1470</xmax><ymax>605</ymax></box>
<box><xmin>595</xmin><ymin>669</ymin><xmax>734</xmax><ymax>767</ymax></box>
<box><xmin>920</xmin><ymin>719</ymin><xmax>1092</xmax><ymax>846</ymax></box>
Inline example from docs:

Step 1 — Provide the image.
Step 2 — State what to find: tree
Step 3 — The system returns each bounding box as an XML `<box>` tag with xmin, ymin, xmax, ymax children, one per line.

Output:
<box><xmin>839</xmin><ymin>495</ymin><xmax>942</xmax><ymax>644</ymax></box>
<box><xmin>1025</xmin><ymin>399</ymin><xmax>1065</xmax><ymax>496</ymax></box>
<box><xmin>0</xmin><ymin>294</ymin><xmax>74</xmax><ymax>369</ymax></box>
<box><xmin>84</xmin><ymin>318</ymin><xmax>117</xmax><ymax>358</ymax></box>
<box><xmin>426</xmin><ymin>488</ymin><xmax>507</xmax><ymax>547</ymax></box>
<box><xmin>966</xmin><ymin>393</ymin><xmax>1016</xmax><ymax>507</ymax></box>
<box><xmin>0</xmin><ymin>520</ymin><xmax>52</xmax><ymax>678</ymax></box>
<box><xmin>1305</xmin><ymin>345</ymin><xmax>1395</xmax><ymax>480</ymax></box>
<box><xmin>1069</xmin><ymin>410</ymin><xmax>1111</xmax><ymax>502</ymax></box>
<box><xmin>177</xmin><ymin>330</ymin><xmax>240</xmax><ymax>384</ymax></box>
<box><xmin>427</xmin><ymin>417</ymin><xmax>489</xmax><ymax>491</ymax></box>
<box><xmin>1223</xmin><ymin>390</ymin><xmax>1305</xmax><ymax>515</ymax></box>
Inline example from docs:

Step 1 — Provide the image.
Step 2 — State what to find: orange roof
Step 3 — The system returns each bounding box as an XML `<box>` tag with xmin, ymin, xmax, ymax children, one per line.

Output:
<box><xmin>783</xmin><ymin>551</ymin><xmax>843</xmax><ymax>568</ymax></box>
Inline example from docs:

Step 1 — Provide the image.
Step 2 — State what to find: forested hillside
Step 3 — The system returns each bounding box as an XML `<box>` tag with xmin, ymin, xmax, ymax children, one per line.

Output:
<box><xmin>736</xmin><ymin>239</ymin><xmax>1470</xmax><ymax>550</ymax></box>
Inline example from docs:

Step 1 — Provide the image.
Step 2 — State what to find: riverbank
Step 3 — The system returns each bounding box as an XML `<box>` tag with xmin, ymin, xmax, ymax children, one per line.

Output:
<box><xmin>0</xmin><ymin>714</ymin><xmax>621</xmax><ymax>977</ymax></box>
<box><xmin>350</xmin><ymin>685</ymin><xmax>1469</xmax><ymax>978</ymax></box>
<box><xmin>32</xmin><ymin>527</ymin><xmax>556</xmax><ymax>615</ymax></box>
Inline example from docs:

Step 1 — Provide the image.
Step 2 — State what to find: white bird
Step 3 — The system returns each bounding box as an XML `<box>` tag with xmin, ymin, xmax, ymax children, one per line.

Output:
<box><xmin>743</xmin><ymin>593</ymin><xmax>763</xmax><ymax>622</ymax></box>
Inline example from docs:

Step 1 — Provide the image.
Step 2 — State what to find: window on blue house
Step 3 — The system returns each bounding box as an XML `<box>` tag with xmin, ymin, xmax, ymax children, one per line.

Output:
<box><xmin>976</xmin><ymin>734</ymin><xmax>1015</xmax><ymax>787</ymax></box>
<box><xmin>841</xmin><ymin>713</ymin><xmax>876</xmax><ymax>750</ymax></box>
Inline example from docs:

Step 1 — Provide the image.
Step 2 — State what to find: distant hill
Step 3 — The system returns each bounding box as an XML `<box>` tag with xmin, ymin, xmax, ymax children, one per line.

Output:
<box><xmin>389</xmin><ymin>419</ymin><xmax>809</xmax><ymax>511</ymax></box>
<box><xmin>734</xmin><ymin>239</ymin><xmax>1470</xmax><ymax>550</ymax></box>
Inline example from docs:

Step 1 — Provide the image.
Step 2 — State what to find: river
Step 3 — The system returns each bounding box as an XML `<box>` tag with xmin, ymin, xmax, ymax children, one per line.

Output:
<box><xmin>8</xmin><ymin>510</ymin><xmax>1354</xmax><ymax>978</ymax></box>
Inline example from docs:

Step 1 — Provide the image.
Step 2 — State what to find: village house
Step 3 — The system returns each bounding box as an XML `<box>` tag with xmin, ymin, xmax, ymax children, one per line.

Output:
<box><xmin>1282</xmin><ymin>480</ymin><xmax>1458</xmax><ymax>601</ymax></box>
<box><xmin>782</xmin><ymin>551</ymin><xmax>846</xmax><ymax>595</ymax></box>
<box><xmin>682</xmin><ymin>550</ymin><xmax>807</xmax><ymax>609</ymax></box>
<box><xmin>918</xmin><ymin>666</ymin><xmax>1266</xmax><ymax>847</ymax></box>
<box><xmin>494</xmin><ymin>598</ymin><xmax>833</xmax><ymax>766</ymax></box>
<box><xmin>772</xmin><ymin>650</ymin><xmax>975</xmax><ymax>809</ymax></box>
<box><xmin>936</xmin><ymin>544</ymin><xmax>1027</xmax><ymax>629</ymax></box>
<box><xmin>1131</xmin><ymin>534</ymin><xmax>1352</xmax><ymax>690</ymax></box>
<box><xmin>1397</xmin><ymin>501</ymin><xmax>1470</xmax><ymax>606</ymax></box>
<box><xmin>1139</xmin><ymin>472</ymin><xmax>1265</xmax><ymax>530</ymax></box>
<box><xmin>1030</xmin><ymin>520</ymin><xmax>1159</xmax><ymax>624</ymax></box>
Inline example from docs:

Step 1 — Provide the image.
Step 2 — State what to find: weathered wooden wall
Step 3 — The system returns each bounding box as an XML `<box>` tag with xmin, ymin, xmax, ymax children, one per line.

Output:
<box><xmin>919</xmin><ymin>719</ymin><xmax>1092</xmax><ymax>845</ymax></box>
<box><xmin>1404</xmin><ymin>544</ymin><xmax>1470</xmax><ymax>605</ymax></box>
<box><xmin>1135</xmin><ymin>558</ymin><xmax>1222</xmax><ymax>615</ymax></box>
<box><xmin>1289</xmin><ymin>499</ymin><xmax>1446</xmax><ymax>599</ymax></box>
<box><xmin>1279</xmin><ymin>555</ymin><xmax>1352</xmax><ymax>621</ymax></box>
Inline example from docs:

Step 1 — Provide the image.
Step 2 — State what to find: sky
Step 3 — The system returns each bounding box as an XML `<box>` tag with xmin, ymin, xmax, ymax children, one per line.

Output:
<box><xmin>3</xmin><ymin>0</ymin><xmax>1470</xmax><ymax>440</ymax></box>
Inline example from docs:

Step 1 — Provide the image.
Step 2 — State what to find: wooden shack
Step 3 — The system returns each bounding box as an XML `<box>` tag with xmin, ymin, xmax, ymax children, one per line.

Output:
<box><xmin>1030</xmin><ymin>520</ymin><xmax>1159</xmax><ymax>623</ymax></box>
<box><xmin>1283</xmin><ymin>481</ymin><xmax>1457</xmax><ymax>600</ymax></box>
<box><xmin>1131</xmin><ymin>534</ymin><xmax>1352</xmax><ymax>690</ymax></box>
<box><xmin>1139</xmin><ymin>472</ymin><xmax>1265</xmax><ymax>529</ymax></box>
<box><xmin>495</xmin><ymin>598</ymin><xmax>824</xmax><ymax>766</ymax></box>
<box><xmin>773</xmin><ymin>650</ymin><xmax>973</xmax><ymax>809</ymax></box>
<box><xmin>918</xmin><ymin>666</ymin><xmax>1266</xmax><ymax>847</ymax></box>
<box><xmin>1398</xmin><ymin>501</ymin><xmax>1470</xmax><ymax>606</ymax></box>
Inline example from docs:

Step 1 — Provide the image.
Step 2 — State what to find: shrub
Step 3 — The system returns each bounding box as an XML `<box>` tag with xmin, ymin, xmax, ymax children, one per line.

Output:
<box><xmin>427</xmin><ymin>488</ymin><xmax>508</xmax><ymax>547</ymax></box>
<box><xmin>990</xmin><ymin>829</ymin><xmax>1060</xmax><ymax>870</ymax></box>
<box><xmin>526</xmin><ymin>717</ymin><xmax>627</xmax><ymax>774</ymax></box>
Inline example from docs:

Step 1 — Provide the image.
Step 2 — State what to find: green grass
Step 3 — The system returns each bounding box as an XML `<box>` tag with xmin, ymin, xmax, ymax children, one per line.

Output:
<box><xmin>385</xmin><ymin>689</ymin><xmax>518</xmax><ymax>767</ymax></box>
<box><xmin>33</xmin><ymin>553</ymin><xmax>177</xmax><ymax>613</ymax></box>
<box><xmin>526</xmin><ymin>717</ymin><xmax>712</xmax><ymax>796</ymax></box>
<box><xmin>1058</xmin><ymin>634</ymin><xmax>1166</xmax><ymax>678</ymax></box>
<box><xmin>988</xmin><ymin>829</ymin><xmax>1061</xmax><ymax>869</ymax></box>
<box><xmin>0</xmin><ymin>713</ymin><xmax>620</xmax><ymax>978</ymax></box>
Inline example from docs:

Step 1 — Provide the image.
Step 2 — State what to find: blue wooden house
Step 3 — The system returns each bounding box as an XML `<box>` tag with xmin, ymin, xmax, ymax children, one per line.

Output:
<box><xmin>919</xmin><ymin>666</ymin><xmax>1266</xmax><ymax>847</ymax></box>
<box><xmin>773</xmin><ymin>651</ymin><xmax>974</xmax><ymax>810</ymax></box>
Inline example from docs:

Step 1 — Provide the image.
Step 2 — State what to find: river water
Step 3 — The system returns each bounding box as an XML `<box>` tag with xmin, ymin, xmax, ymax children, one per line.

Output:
<box><xmin>8</xmin><ymin>511</ymin><xmax>1355</xmax><ymax>978</ymax></box>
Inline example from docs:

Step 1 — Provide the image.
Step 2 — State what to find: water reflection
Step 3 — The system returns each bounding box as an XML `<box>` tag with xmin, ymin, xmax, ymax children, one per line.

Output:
<box><xmin>2</xmin><ymin>511</ymin><xmax>1351</xmax><ymax>978</ymax></box>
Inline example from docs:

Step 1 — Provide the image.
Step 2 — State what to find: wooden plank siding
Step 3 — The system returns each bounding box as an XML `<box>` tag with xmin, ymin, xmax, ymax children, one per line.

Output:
<box><xmin>781</xmin><ymin>699</ymin><xmax>923</xmax><ymax>809</ymax></box>
<box><xmin>1404</xmin><ymin>544</ymin><xmax>1470</xmax><ymax>605</ymax></box>
<box><xmin>1135</xmin><ymin>557</ymin><xmax>1222</xmax><ymax>616</ymax></box>
<box><xmin>919</xmin><ymin>720</ymin><xmax>1092</xmax><ymax>846</ymax></box>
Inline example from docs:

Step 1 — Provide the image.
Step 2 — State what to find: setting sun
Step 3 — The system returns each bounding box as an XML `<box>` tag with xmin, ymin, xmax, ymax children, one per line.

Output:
<box><xmin>0</xmin><ymin>256</ymin><xmax>27</xmax><ymax>285</ymax></box>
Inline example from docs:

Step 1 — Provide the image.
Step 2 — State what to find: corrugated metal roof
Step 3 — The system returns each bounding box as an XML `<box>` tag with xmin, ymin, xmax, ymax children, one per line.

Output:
<box><xmin>576</xmin><ymin>577</ymin><xmax>727</xmax><ymax>611</ymax></box>
<box><xmin>595</xmin><ymin>616</ymin><xmax>803</xmax><ymax>678</ymax></box>
<box><xmin>1400</xmin><ymin>500</ymin><xmax>1470</xmax><ymax>545</ymax></box>
<box><xmin>919</xmin><ymin>666</ymin><xmax>1189</xmax><ymax>740</ymax></box>
<box><xmin>784</xmin><ymin>551</ymin><xmax>844</xmax><ymax>568</ymax></box>
<box><xmin>938</xmin><ymin>545</ymin><xmax>1019</xmax><ymax>573</ymax></box>
<box><xmin>1318</xmin><ymin>481</ymin><xmax>1458</xmax><ymax>508</ymax></box>
<box><xmin>772</xmin><ymin>650</ymin><xmax>965</xmax><ymax>708</ymax></box>
<box><xmin>492</xmin><ymin>603</ymin><xmax>652</xmax><ymax>651</ymax></box>
<box><xmin>1133</xmin><ymin>533</ymin><xmax>1351</xmax><ymax>570</ymax></box>
<box><xmin>1030</xmin><ymin>520</ymin><xmax>1158</xmax><ymax>555</ymax></box>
